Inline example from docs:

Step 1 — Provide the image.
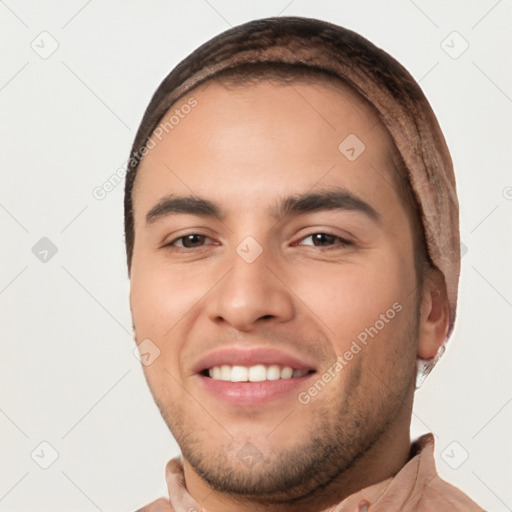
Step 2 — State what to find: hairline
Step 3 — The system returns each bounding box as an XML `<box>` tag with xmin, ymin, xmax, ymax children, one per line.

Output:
<box><xmin>129</xmin><ymin>66</ymin><xmax>431</xmax><ymax>284</ymax></box>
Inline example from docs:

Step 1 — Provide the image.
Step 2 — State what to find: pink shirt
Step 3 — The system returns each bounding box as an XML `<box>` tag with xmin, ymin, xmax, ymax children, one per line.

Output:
<box><xmin>135</xmin><ymin>433</ymin><xmax>484</xmax><ymax>512</ymax></box>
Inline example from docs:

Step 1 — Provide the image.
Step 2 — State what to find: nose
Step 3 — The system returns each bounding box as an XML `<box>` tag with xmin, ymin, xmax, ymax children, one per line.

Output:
<box><xmin>206</xmin><ymin>246</ymin><xmax>295</xmax><ymax>332</ymax></box>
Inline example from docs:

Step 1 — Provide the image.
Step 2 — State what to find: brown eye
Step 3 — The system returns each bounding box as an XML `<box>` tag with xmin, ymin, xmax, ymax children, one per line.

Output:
<box><xmin>310</xmin><ymin>233</ymin><xmax>337</xmax><ymax>246</ymax></box>
<box><xmin>298</xmin><ymin>233</ymin><xmax>350</xmax><ymax>248</ymax></box>
<box><xmin>172</xmin><ymin>234</ymin><xmax>210</xmax><ymax>248</ymax></box>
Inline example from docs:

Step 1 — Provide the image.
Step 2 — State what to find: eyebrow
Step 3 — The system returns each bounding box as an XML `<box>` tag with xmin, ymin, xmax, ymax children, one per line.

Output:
<box><xmin>146</xmin><ymin>195</ymin><xmax>222</xmax><ymax>224</ymax></box>
<box><xmin>145</xmin><ymin>188</ymin><xmax>380</xmax><ymax>225</ymax></box>
<box><xmin>270</xmin><ymin>188</ymin><xmax>380</xmax><ymax>223</ymax></box>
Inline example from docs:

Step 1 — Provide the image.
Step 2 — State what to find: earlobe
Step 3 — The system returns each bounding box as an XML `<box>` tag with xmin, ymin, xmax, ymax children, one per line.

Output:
<box><xmin>417</xmin><ymin>268</ymin><xmax>450</xmax><ymax>360</ymax></box>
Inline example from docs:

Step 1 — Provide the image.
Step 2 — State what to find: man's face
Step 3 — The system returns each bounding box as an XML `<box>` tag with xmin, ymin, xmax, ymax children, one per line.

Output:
<box><xmin>129</xmin><ymin>80</ymin><xmax>422</xmax><ymax>502</ymax></box>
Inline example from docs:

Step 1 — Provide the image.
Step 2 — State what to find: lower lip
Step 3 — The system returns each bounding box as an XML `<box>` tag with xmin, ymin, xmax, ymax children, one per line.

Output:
<box><xmin>196</xmin><ymin>373</ymin><xmax>315</xmax><ymax>406</ymax></box>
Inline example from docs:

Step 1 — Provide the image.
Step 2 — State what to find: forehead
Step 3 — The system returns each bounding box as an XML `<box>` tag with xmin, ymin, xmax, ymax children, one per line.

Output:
<box><xmin>133</xmin><ymin>79</ymin><xmax>401</xmax><ymax>218</ymax></box>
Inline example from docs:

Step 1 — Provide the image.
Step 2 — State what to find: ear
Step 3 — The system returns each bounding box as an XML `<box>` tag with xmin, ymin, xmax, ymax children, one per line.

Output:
<box><xmin>417</xmin><ymin>267</ymin><xmax>450</xmax><ymax>360</ymax></box>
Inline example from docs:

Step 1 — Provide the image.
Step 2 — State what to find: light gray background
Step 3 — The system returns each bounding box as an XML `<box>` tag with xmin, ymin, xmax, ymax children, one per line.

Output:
<box><xmin>1</xmin><ymin>1</ymin><xmax>511</xmax><ymax>511</ymax></box>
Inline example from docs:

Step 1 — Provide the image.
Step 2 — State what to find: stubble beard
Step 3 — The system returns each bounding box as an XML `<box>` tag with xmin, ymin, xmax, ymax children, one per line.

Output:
<box><xmin>149</xmin><ymin>310</ymin><xmax>419</xmax><ymax>506</ymax></box>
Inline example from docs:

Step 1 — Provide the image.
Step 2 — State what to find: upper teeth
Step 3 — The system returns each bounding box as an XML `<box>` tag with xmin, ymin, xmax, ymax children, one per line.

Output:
<box><xmin>207</xmin><ymin>365</ymin><xmax>308</xmax><ymax>382</ymax></box>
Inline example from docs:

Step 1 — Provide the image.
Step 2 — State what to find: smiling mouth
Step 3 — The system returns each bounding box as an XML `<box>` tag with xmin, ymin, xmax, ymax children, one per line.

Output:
<box><xmin>200</xmin><ymin>364</ymin><xmax>316</xmax><ymax>382</ymax></box>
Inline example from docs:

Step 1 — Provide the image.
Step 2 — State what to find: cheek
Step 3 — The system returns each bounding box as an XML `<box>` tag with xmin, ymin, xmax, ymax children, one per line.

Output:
<box><xmin>130</xmin><ymin>254</ymin><xmax>223</xmax><ymax>383</ymax></box>
<box><xmin>299</xmin><ymin>266</ymin><xmax>399</xmax><ymax>319</ymax></box>
<box><xmin>296</xmin><ymin>260</ymin><xmax>418</xmax><ymax>407</ymax></box>
<box><xmin>130</xmin><ymin>254</ymin><xmax>202</xmax><ymax>337</ymax></box>
<box><xmin>290</xmin><ymin>252</ymin><xmax>414</xmax><ymax>353</ymax></box>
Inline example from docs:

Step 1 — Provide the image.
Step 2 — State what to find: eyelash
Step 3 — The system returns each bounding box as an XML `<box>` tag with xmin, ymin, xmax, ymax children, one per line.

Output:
<box><xmin>293</xmin><ymin>233</ymin><xmax>352</xmax><ymax>249</ymax></box>
<box><xmin>165</xmin><ymin>232</ymin><xmax>352</xmax><ymax>251</ymax></box>
<box><xmin>166</xmin><ymin>233</ymin><xmax>216</xmax><ymax>250</ymax></box>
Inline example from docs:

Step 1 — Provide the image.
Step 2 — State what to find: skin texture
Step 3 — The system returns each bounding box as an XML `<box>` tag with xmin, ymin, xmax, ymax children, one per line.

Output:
<box><xmin>129</xmin><ymin>80</ymin><xmax>449</xmax><ymax>512</ymax></box>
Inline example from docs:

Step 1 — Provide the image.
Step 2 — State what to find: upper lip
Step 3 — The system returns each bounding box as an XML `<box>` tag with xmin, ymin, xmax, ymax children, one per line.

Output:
<box><xmin>193</xmin><ymin>345</ymin><xmax>318</xmax><ymax>374</ymax></box>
